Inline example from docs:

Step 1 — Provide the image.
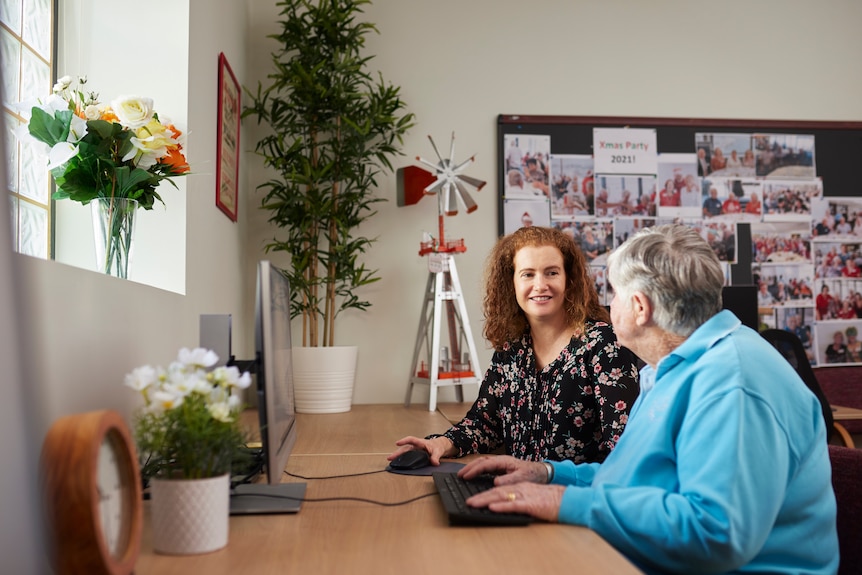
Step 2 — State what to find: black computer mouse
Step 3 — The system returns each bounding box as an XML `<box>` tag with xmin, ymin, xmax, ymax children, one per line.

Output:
<box><xmin>390</xmin><ymin>450</ymin><xmax>431</xmax><ymax>470</ymax></box>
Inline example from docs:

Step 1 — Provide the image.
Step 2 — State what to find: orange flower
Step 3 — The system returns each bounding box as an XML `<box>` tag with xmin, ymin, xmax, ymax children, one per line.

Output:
<box><xmin>160</xmin><ymin>146</ymin><xmax>190</xmax><ymax>174</ymax></box>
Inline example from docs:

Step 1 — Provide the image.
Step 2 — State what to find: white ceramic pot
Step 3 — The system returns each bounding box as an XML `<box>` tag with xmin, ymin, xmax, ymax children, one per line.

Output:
<box><xmin>150</xmin><ymin>473</ymin><xmax>230</xmax><ymax>555</ymax></box>
<box><xmin>292</xmin><ymin>345</ymin><xmax>357</xmax><ymax>413</ymax></box>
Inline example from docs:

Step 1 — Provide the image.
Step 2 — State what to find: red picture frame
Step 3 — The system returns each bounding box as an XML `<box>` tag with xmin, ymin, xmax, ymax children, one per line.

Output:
<box><xmin>216</xmin><ymin>52</ymin><xmax>241</xmax><ymax>222</ymax></box>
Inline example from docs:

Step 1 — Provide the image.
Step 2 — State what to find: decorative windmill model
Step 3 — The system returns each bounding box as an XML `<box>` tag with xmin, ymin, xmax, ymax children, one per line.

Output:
<box><xmin>396</xmin><ymin>133</ymin><xmax>486</xmax><ymax>411</ymax></box>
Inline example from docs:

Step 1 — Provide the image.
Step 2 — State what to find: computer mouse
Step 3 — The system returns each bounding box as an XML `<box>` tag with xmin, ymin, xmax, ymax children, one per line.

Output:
<box><xmin>389</xmin><ymin>450</ymin><xmax>431</xmax><ymax>470</ymax></box>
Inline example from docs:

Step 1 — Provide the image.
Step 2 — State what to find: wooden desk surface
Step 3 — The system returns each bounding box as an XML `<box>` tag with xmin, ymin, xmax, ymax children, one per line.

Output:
<box><xmin>138</xmin><ymin>404</ymin><xmax>641</xmax><ymax>574</ymax></box>
<box><xmin>135</xmin><ymin>453</ymin><xmax>642</xmax><ymax>575</ymax></box>
<box><xmin>832</xmin><ymin>404</ymin><xmax>862</xmax><ymax>421</ymax></box>
<box><xmin>436</xmin><ymin>401</ymin><xmax>472</xmax><ymax>424</ymax></box>
<box><xmin>292</xmin><ymin>404</ymin><xmax>454</xmax><ymax>455</ymax></box>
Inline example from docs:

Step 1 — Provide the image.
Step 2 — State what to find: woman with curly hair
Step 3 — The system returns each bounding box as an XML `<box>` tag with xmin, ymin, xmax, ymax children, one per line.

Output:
<box><xmin>389</xmin><ymin>226</ymin><xmax>639</xmax><ymax>466</ymax></box>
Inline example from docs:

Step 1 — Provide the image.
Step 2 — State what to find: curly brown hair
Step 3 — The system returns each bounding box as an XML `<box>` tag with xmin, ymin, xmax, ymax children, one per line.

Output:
<box><xmin>483</xmin><ymin>226</ymin><xmax>610</xmax><ymax>349</ymax></box>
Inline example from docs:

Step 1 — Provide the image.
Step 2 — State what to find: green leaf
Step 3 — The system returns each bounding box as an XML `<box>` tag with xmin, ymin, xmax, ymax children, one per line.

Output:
<box><xmin>28</xmin><ymin>107</ymin><xmax>72</xmax><ymax>147</ymax></box>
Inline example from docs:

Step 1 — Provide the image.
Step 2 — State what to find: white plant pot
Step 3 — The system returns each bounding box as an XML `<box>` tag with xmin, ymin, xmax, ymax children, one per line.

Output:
<box><xmin>292</xmin><ymin>345</ymin><xmax>357</xmax><ymax>413</ymax></box>
<box><xmin>150</xmin><ymin>474</ymin><xmax>230</xmax><ymax>555</ymax></box>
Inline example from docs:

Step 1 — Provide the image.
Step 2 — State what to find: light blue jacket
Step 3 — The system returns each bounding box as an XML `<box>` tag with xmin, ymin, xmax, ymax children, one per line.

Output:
<box><xmin>549</xmin><ymin>311</ymin><xmax>838</xmax><ymax>574</ymax></box>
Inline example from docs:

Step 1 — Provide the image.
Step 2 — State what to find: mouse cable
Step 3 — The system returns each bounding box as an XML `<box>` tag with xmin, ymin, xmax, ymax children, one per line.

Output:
<box><xmin>283</xmin><ymin>469</ymin><xmax>387</xmax><ymax>480</ymax></box>
<box><xmin>230</xmin><ymin>490</ymin><xmax>438</xmax><ymax>507</ymax></box>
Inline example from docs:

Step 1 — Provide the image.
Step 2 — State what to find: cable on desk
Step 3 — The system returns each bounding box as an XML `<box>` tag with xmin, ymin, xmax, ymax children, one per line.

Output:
<box><xmin>284</xmin><ymin>469</ymin><xmax>387</xmax><ymax>480</ymax></box>
<box><xmin>230</xmin><ymin>490</ymin><xmax>439</xmax><ymax>507</ymax></box>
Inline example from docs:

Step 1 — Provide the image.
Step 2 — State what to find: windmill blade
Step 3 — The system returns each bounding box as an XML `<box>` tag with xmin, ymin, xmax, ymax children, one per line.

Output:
<box><xmin>447</xmin><ymin>131</ymin><xmax>456</xmax><ymax>166</ymax></box>
<box><xmin>453</xmin><ymin>154</ymin><xmax>474</xmax><ymax>173</ymax></box>
<box><xmin>444</xmin><ymin>183</ymin><xmax>458</xmax><ymax>216</ymax></box>
<box><xmin>427</xmin><ymin>135</ymin><xmax>444</xmax><ymax>165</ymax></box>
<box><xmin>454</xmin><ymin>180</ymin><xmax>478</xmax><ymax>213</ymax></box>
<box><xmin>416</xmin><ymin>156</ymin><xmax>441</xmax><ymax>174</ymax></box>
<box><xmin>424</xmin><ymin>178</ymin><xmax>446</xmax><ymax>195</ymax></box>
<box><xmin>456</xmin><ymin>174</ymin><xmax>487</xmax><ymax>191</ymax></box>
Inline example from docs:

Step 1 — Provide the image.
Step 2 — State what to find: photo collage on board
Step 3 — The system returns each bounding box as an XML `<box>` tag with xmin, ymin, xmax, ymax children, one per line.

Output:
<box><xmin>501</xmin><ymin>128</ymin><xmax>862</xmax><ymax>366</ymax></box>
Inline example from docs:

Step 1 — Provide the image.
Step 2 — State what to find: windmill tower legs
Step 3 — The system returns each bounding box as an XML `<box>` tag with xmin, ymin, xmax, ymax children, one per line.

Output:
<box><xmin>405</xmin><ymin>253</ymin><xmax>481</xmax><ymax>412</ymax></box>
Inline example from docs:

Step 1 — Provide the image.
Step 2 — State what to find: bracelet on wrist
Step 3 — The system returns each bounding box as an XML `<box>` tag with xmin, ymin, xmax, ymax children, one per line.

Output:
<box><xmin>542</xmin><ymin>461</ymin><xmax>555</xmax><ymax>484</ymax></box>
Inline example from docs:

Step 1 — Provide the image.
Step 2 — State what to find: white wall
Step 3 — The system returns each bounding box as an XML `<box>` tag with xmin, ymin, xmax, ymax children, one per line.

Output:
<box><xmin>15</xmin><ymin>0</ymin><xmax>862</xmax><ymax>430</ymax></box>
<box><xmin>15</xmin><ymin>0</ymin><xmax>249</xmax><ymax>433</ymax></box>
<box><xmin>245</xmin><ymin>0</ymin><xmax>862</xmax><ymax>406</ymax></box>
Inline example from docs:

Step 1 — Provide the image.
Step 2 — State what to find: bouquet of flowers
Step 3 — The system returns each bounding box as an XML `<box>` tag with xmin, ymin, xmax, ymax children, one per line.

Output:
<box><xmin>13</xmin><ymin>74</ymin><xmax>189</xmax><ymax>209</ymax></box>
<box><xmin>125</xmin><ymin>348</ymin><xmax>252</xmax><ymax>480</ymax></box>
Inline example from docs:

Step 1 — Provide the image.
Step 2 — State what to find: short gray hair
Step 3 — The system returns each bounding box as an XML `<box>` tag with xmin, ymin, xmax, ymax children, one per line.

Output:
<box><xmin>607</xmin><ymin>224</ymin><xmax>724</xmax><ymax>337</ymax></box>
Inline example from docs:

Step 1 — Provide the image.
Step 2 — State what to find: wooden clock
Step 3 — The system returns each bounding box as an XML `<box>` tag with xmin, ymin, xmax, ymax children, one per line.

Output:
<box><xmin>40</xmin><ymin>409</ymin><xmax>143</xmax><ymax>575</ymax></box>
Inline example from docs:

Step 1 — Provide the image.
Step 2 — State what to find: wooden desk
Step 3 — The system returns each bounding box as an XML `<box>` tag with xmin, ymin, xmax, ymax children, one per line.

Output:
<box><xmin>292</xmin><ymin>404</ymin><xmax>453</xmax><ymax>455</ymax></box>
<box><xmin>831</xmin><ymin>404</ymin><xmax>862</xmax><ymax>448</ymax></box>
<box><xmin>436</xmin><ymin>401</ymin><xmax>472</xmax><ymax>424</ymax></box>
<box><xmin>136</xmin><ymin>405</ymin><xmax>642</xmax><ymax>574</ymax></box>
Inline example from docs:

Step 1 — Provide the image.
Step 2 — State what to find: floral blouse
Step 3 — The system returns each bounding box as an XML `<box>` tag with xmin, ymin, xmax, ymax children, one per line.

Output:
<box><xmin>433</xmin><ymin>321</ymin><xmax>639</xmax><ymax>463</ymax></box>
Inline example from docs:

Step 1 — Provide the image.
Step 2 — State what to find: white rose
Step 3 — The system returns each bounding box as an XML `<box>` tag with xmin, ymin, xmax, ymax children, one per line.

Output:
<box><xmin>83</xmin><ymin>104</ymin><xmax>101</xmax><ymax>120</ymax></box>
<box><xmin>111</xmin><ymin>95</ymin><xmax>155</xmax><ymax>129</ymax></box>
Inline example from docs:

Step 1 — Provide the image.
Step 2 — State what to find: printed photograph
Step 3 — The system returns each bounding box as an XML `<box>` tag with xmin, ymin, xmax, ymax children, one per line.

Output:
<box><xmin>503</xmin><ymin>134</ymin><xmax>551</xmax><ymax>199</ymax></box>
<box><xmin>592</xmin><ymin>174</ymin><xmax>656</xmax><ymax>217</ymax></box>
<box><xmin>753</xmin><ymin>133</ymin><xmax>816</xmax><ymax>179</ymax></box>
<box><xmin>814</xmin><ymin>319</ymin><xmax>862</xmax><ymax>366</ymax></box>
<box><xmin>502</xmin><ymin>197</ymin><xmax>551</xmax><ymax>234</ymax></box>
<box><xmin>549</xmin><ymin>154</ymin><xmax>593</xmax><ymax>218</ymax></box>
<box><xmin>810</xmin><ymin>196</ymin><xmax>862</xmax><ymax>239</ymax></box>
<box><xmin>694</xmin><ymin>132</ymin><xmax>755</xmax><ymax>178</ymax></box>
<box><xmin>751</xmin><ymin>221</ymin><xmax>811</xmax><ymax>264</ymax></box>
<box><xmin>656</xmin><ymin>153</ymin><xmax>700</xmax><ymax>218</ymax></box>
<box><xmin>761</xmin><ymin>179</ymin><xmax>821</xmax><ymax>222</ymax></box>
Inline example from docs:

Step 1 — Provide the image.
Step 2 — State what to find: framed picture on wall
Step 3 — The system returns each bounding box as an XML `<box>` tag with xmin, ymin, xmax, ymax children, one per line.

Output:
<box><xmin>216</xmin><ymin>52</ymin><xmax>241</xmax><ymax>222</ymax></box>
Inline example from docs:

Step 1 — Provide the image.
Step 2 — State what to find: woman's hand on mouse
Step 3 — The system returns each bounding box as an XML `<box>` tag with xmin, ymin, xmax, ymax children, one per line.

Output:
<box><xmin>389</xmin><ymin>436</ymin><xmax>455</xmax><ymax>466</ymax></box>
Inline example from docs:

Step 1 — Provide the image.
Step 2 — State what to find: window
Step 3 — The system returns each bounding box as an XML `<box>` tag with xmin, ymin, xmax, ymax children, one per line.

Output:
<box><xmin>1</xmin><ymin>0</ymin><xmax>54</xmax><ymax>259</ymax></box>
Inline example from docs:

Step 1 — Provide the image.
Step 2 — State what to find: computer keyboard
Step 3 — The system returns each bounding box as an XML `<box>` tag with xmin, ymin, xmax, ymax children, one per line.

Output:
<box><xmin>432</xmin><ymin>472</ymin><xmax>532</xmax><ymax>526</ymax></box>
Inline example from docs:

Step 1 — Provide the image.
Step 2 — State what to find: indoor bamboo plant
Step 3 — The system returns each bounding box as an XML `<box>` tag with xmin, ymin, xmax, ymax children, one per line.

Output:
<box><xmin>243</xmin><ymin>0</ymin><xmax>414</xmax><ymax>349</ymax></box>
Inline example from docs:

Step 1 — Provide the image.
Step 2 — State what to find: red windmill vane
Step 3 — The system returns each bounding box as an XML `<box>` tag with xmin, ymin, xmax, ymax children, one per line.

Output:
<box><xmin>396</xmin><ymin>133</ymin><xmax>486</xmax><ymax>411</ymax></box>
<box><xmin>397</xmin><ymin>132</ymin><xmax>486</xmax><ymax>255</ymax></box>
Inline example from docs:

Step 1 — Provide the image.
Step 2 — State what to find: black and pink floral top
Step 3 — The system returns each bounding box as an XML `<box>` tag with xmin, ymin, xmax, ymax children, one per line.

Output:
<box><xmin>432</xmin><ymin>321</ymin><xmax>639</xmax><ymax>463</ymax></box>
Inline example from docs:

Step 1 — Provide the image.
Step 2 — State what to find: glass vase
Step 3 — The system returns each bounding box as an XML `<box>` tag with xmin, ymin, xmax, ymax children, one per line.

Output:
<box><xmin>91</xmin><ymin>197</ymin><xmax>138</xmax><ymax>279</ymax></box>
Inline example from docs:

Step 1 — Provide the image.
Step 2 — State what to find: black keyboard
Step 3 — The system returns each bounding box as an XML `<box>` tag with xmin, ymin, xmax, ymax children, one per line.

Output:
<box><xmin>432</xmin><ymin>472</ymin><xmax>532</xmax><ymax>526</ymax></box>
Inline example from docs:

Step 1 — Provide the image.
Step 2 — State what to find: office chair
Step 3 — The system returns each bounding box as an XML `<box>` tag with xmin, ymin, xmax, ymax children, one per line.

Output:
<box><xmin>828</xmin><ymin>445</ymin><xmax>862</xmax><ymax>575</ymax></box>
<box><xmin>759</xmin><ymin>329</ymin><xmax>834</xmax><ymax>443</ymax></box>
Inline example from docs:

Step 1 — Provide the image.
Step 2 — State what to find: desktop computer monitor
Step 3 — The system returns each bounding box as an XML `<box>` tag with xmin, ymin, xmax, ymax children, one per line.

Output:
<box><xmin>256</xmin><ymin>260</ymin><xmax>298</xmax><ymax>485</ymax></box>
<box><xmin>229</xmin><ymin>261</ymin><xmax>306</xmax><ymax>514</ymax></box>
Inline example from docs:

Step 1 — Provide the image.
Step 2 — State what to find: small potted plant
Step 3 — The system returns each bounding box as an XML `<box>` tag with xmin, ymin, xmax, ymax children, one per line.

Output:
<box><xmin>124</xmin><ymin>347</ymin><xmax>251</xmax><ymax>555</ymax></box>
<box><xmin>243</xmin><ymin>0</ymin><xmax>415</xmax><ymax>413</ymax></box>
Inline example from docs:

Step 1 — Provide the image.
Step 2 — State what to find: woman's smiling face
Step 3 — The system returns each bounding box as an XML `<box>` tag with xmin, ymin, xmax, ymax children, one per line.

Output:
<box><xmin>513</xmin><ymin>244</ymin><xmax>567</xmax><ymax>324</ymax></box>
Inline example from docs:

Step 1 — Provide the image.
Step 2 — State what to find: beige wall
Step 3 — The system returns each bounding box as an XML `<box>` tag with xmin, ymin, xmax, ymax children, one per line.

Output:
<box><xmin>16</xmin><ymin>0</ymin><xmax>862</xmax><ymax>432</ymax></box>
<box><xmin>245</xmin><ymin>0</ymin><xmax>862</xmax><ymax>406</ymax></box>
<box><xmin>15</xmin><ymin>0</ymin><xmax>249</xmax><ymax>434</ymax></box>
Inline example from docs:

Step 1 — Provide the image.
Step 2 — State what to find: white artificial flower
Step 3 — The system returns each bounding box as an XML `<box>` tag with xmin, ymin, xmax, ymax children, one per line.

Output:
<box><xmin>83</xmin><ymin>104</ymin><xmax>101</xmax><ymax>120</ymax></box>
<box><xmin>151</xmin><ymin>388</ymin><xmax>184</xmax><ymax>412</ymax></box>
<box><xmin>124</xmin><ymin>365</ymin><xmax>158</xmax><ymax>392</ymax></box>
<box><xmin>47</xmin><ymin>142</ymin><xmax>78</xmax><ymax>170</ymax></box>
<box><xmin>122</xmin><ymin>141</ymin><xmax>160</xmax><ymax>169</ymax></box>
<box><xmin>52</xmin><ymin>75</ymin><xmax>72</xmax><ymax>93</ymax></box>
<box><xmin>207</xmin><ymin>401</ymin><xmax>233</xmax><ymax>423</ymax></box>
<box><xmin>111</xmin><ymin>95</ymin><xmax>154</xmax><ymax>129</ymax></box>
<box><xmin>42</xmin><ymin>93</ymin><xmax>71</xmax><ymax>114</ymax></box>
<box><xmin>11</xmin><ymin>124</ymin><xmax>47</xmax><ymax>153</ymax></box>
<box><xmin>235</xmin><ymin>370</ymin><xmax>252</xmax><ymax>390</ymax></box>
<box><xmin>67</xmin><ymin>114</ymin><xmax>88</xmax><ymax>142</ymax></box>
<box><xmin>177</xmin><ymin>347</ymin><xmax>220</xmax><ymax>369</ymax></box>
